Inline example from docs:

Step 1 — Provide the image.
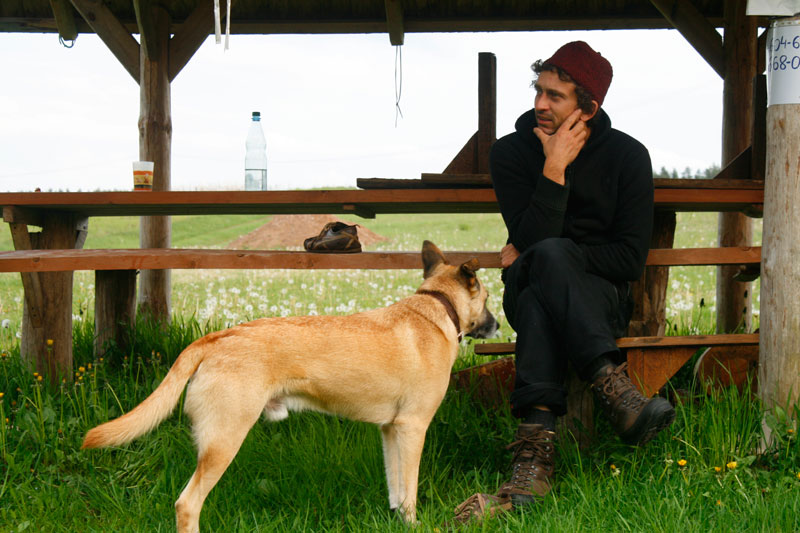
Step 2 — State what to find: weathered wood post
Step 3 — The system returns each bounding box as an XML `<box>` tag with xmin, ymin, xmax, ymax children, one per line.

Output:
<box><xmin>716</xmin><ymin>0</ymin><xmax>757</xmax><ymax>333</ymax></box>
<box><xmin>137</xmin><ymin>5</ymin><xmax>172</xmax><ymax>321</ymax></box>
<box><xmin>760</xmin><ymin>15</ymin><xmax>800</xmax><ymax>423</ymax></box>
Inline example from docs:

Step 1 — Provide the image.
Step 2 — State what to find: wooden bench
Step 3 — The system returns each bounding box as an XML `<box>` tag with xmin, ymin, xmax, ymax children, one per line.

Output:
<box><xmin>0</xmin><ymin>245</ymin><xmax>761</xmax><ymax>272</ymax></box>
<box><xmin>460</xmin><ymin>333</ymin><xmax>760</xmax><ymax>400</ymax></box>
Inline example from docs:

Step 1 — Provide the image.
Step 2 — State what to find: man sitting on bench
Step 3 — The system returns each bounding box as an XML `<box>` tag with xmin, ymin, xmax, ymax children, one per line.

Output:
<box><xmin>455</xmin><ymin>41</ymin><xmax>675</xmax><ymax>522</ymax></box>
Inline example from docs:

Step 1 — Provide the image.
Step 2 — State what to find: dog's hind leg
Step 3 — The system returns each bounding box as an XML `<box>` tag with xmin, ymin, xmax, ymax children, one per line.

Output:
<box><xmin>380</xmin><ymin>424</ymin><xmax>401</xmax><ymax>511</ymax></box>
<box><xmin>174</xmin><ymin>392</ymin><xmax>265</xmax><ymax>533</ymax></box>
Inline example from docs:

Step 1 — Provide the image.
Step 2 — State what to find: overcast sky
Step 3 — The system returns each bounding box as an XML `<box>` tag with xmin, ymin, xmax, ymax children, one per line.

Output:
<box><xmin>1</xmin><ymin>28</ymin><xmax>724</xmax><ymax>192</ymax></box>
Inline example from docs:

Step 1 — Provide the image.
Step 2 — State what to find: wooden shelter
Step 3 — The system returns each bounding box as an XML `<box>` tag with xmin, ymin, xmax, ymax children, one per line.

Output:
<box><xmin>2</xmin><ymin>2</ymin><xmax>797</xmax><ymax>412</ymax></box>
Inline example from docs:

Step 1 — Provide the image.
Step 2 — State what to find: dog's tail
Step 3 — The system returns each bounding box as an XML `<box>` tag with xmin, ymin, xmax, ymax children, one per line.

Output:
<box><xmin>81</xmin><ymin>343</ymin><xmax>205</xmax><ymax>449</ymax></box>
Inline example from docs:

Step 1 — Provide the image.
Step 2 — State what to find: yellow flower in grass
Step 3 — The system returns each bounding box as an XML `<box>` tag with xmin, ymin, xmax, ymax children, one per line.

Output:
<box><xmin>78</xmin><ymin>366</ymin><xmax>85</xmax><ymax>373</ymax></box>
<box><xmin>714</xmin><ymin>466</ymin><xmax>722</xmax><ymax>473</ymax></box>
<box><xmin>796</xmin><ymin>472</ymin><xmax>800</xmax><ymax>480</ymax></box>
<box><xmin>46</xmin><ymin>339</ymin><xmax>53</xmax><ymax>347</ymax></box>
<box><xmin>610</xmin><ymin>464</ymin><xmax>621</xmax><ymax>477</ymax></box>
<box><xmin>716</xmin><ymin>500</ymin><xmax>723</xmax><ymax>506</ymax></box>
<box><xmin>0</xmin><ymin>392</ymin><xmax>4</xmax><ymax>399</ymax></box>
<box><xmin>678</xmin><ymin>459</ymin><xmax>687</xmax><ymax>467</ymax></box>
<box><xmin>726</xmin><ymin>461</ymin><xmax>737</xmax><ymax>470</ymax></box>
<box><xmin>36</xmin><ymin>375</ymin><xmax>43</xmax><ymax>382</ymax></box>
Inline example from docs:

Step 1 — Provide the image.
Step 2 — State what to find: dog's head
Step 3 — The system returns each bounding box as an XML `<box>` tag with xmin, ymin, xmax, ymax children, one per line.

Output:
<box><xmin>420</xmin><ymin>240</ymin><xmax>499</xmax><ymax>339</ymax></box>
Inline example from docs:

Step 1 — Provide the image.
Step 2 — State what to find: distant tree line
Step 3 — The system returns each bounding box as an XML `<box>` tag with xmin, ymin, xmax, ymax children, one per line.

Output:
<box><xmin>653</xmin><ymin>164</ymin><xmax>721</xmax><ymax>180</ymax></box>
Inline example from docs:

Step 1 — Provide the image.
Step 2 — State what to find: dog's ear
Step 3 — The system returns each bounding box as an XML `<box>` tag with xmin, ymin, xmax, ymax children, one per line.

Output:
<box><xmin>422</xmin><ymin>240</ymin><xmax>447</xmax><ymax>279</ymax></box>
<box><xmin>459</xmin><ymin>258</ymin><xmax>480</xmax><ymax>289</ymax></box>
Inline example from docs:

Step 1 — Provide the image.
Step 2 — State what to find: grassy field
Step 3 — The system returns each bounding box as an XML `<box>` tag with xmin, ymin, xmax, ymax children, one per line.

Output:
<box><xmin>2</xmin><ymin>210</ymin><xmax>793</xmax><ymax>533</ymax></box>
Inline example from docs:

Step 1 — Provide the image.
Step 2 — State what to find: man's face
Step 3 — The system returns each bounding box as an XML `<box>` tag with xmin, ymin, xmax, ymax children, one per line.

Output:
<box><xmin>533</xmin><ymin>70</ymin><xmax>584</xmax><ymax>135</ymax></box>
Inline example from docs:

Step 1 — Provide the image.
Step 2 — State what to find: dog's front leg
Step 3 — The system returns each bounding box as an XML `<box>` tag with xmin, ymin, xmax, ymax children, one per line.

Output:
<box><xmin>393</xmin><ymin>420</ymin><xmax>428</xmax><ymax>524</ymax></box>
<box><xmin>380</xmin><ymin>424</ymin><xmax>402</xmax><ymax>511</ymax></box>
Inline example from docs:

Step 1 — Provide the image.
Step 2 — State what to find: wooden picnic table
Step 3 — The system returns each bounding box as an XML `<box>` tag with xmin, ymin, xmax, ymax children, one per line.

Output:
<box><xmin>0</xmin><ymin>182</ymin><xmax>765</xmax><ymax>385</ymax></box>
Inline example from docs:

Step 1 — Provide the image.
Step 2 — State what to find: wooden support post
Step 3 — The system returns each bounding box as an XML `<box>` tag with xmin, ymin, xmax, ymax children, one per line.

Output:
<box><xmin>95</xmin><ymin>270</ymin><xmax>137</xmax><ymax>358</ymax></box>
<box><xmin>716</xmin><ymin>0</ymin><xmax>757</xmax><ymax>333</ymax></box>
<box><xmin>17</xmin><ymin>213</ymin><xmax>85</xmax><ymax>384</ymax></box>
<box><xmin>137</xmin><ymin>5</ymin><xmax>172</xmax><ymax>321</ymax></box>
<box><xmin>760</xmin><ymin>15</ymin><xmax>800</xmax><ymax>418</ymax></box>
<box><xmin>629</xmin><ymin>210</ymin><xmax>676</xmax><ymax>336</ymax></box>
<box><xmin>477</xmin><ymin>52</ymin><xmax>496</xmax><ymax>174</ymax></box>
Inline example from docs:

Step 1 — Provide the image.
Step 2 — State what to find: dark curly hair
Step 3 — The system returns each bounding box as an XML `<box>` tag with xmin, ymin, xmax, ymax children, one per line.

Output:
<box><xmin>531</xmin><ymin>59</ymin><xmax>600</xmax><ymax>127</ymax></box>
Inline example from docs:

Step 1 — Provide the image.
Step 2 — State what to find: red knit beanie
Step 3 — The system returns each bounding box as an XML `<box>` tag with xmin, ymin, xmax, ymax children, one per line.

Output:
<box><xmin>544</xmin><ymin>41</ymin><xmax>613</xmax><ymax>107</ymax></box>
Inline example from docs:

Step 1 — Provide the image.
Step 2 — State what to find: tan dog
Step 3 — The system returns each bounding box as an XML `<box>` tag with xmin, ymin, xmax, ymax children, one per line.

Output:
<box><xmin>82</xmin><ymin>241</ymin><xmax>498</xmax><ymax>532</ymax></box>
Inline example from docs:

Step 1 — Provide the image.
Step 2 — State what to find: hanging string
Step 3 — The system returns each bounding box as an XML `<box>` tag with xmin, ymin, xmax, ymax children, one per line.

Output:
<box><xmin>394</xmin><ymin>45</ymin><xmax>404</xmax><ymax>127</ymax></box>
<box><xmin>59</xmin><ymin>35</ymin><xmax>75</xmax><ymax>48</ymax></box>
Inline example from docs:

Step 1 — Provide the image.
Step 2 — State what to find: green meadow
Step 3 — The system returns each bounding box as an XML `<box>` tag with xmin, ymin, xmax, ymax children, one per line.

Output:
<box><xmin>2</xmin><ymin>211</ymin><xmax>796</xmax><ymax>533</ymax></box>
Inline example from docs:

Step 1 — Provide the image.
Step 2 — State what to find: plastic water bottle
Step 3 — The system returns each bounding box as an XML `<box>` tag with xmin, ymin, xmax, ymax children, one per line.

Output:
<box><xmin>244</xmin><ymin>111</ymin><xmax>267</xmax><ymax>190</ymax></box>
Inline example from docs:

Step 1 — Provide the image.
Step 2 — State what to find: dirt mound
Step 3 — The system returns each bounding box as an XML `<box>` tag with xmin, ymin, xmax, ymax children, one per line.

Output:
<box><xmin>228</xmin><ymin>214</ymin><xmax>389</xmax><ymax>250</ymax></box>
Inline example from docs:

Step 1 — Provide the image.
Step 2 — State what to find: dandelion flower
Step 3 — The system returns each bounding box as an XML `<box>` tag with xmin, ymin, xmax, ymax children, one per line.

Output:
<box><xmin>726</xmin><ymin>461</ymin><xmax>737</xmax><ymax>470</ymax></box>
<box><xmin>37</xmin><ymin>375</ymin><xmax>43</xmax><ymax>382</ymax></box>
<box><xmin>796</xmin><ymin>472</ymin><xmax>800</xmax><ymax>480</ymax></box>
<box><xmin>46</xmin><ymin>339</ymin><xmax>53</xmax><ymax>346</ymax></box>
<box><xmin>678</xmin><ymin>459</ymin><xmax>687</xmax><ymax>467</ymax></box>
<box><xmin>78</xmin><ymin>366</ymin><xmax>85</xmax><ymax>373</ymax></box>
<box><xmin>788</xmin><ymin>428</ymin><xmax>795</xmax><ymax>435</ymax></box>
<box><xmin>714</xmin><ymin>466</ymin><xmax>722</xmax><ymax>473</ymax></box>
<box><xmin>716</xmin><ymin>500</ymin><xmax>722</xmax><ymax>506</ymax></box>
<box><xmin>0</xmin><ymin>392</ymin><xmax>4</xmax><ymax>399</ymax></box>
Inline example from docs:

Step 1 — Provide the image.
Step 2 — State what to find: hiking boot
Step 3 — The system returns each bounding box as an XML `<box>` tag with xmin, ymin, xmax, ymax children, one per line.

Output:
<box><xmin>303</xmin><ymin>222</ymin><xmax>362</xmax><ymax>253</ymax></box>
<box><xmin>592</xmin><ymin>362</ymin><xmax>675</xmax><ymax>445</ymax></box>
<box><xmin>495</xmin><ymin>423</ymin><xmax>556</xmax><ymax>508</ymax></box>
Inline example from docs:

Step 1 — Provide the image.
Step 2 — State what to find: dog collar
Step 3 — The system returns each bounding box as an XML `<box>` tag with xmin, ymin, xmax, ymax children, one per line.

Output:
<box><xmin>416</xmin><ymin>289</ymin><xmax>462</xmax><ymax>341</ymax></box>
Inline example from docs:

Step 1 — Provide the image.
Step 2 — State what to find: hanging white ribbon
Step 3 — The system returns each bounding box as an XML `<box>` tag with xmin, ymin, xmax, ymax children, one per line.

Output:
<box><xmin>214</xmin><ymin>0</ymin><xmax>232</xmax><ymax>49</ymax></box>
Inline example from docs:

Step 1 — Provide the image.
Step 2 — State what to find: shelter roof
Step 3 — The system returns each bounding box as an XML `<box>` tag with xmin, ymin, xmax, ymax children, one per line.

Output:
<box><xmin>2</xmin><ymin>1</ymin><xmax>727</xmax><ymax>36</ymax></box>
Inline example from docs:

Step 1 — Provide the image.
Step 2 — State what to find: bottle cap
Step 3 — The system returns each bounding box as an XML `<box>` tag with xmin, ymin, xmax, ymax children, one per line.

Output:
<box><xmin>252</xmin><ymin>111</ymin><xmax>261</xmax><ymax>119</ymax></box>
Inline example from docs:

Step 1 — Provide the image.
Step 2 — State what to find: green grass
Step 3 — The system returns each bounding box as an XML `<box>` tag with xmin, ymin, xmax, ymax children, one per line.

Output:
<box><xmin>1</xmin><ymin>210</ymin><xmax>792</xmax><ymax>532</ymax></box>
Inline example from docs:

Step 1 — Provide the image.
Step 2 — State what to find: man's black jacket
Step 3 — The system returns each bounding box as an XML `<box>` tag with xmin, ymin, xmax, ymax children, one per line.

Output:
<box><xmin>490</xmin><ymin>108</ymin><xmax>654</xmax><ymax>283</ymax></box>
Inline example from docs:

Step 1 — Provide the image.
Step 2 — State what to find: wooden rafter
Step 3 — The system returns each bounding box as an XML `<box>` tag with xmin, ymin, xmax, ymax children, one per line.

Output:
<box><xmin>384</xmin><ymin>0</ymin><xmax>405</xmax><ymax>45</ymax></box>
<box><xmin>68</xmin><ymin>0</ymin><xmax>140</xmax><ymax>81</ymax></box>
<box><xmin>49</xmin><ymin>0</ymin><xmax>78</xmax><ymax>41</ymax></box>
<box><xmin>170</xmin><ymin>0</ymin><xmax>221</xmax><ymax>81</ymax></box>
<box><xmin>650</xmin><ymin>0</ymin><xmax>725</xmax><ymax>78</ymax></box>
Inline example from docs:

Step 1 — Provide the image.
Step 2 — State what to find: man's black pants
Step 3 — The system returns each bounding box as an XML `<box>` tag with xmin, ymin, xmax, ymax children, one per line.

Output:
<box><xmin>502</xmin><ymin>238</ymin><xmax>633</xmax><ymax>417</ymax></box>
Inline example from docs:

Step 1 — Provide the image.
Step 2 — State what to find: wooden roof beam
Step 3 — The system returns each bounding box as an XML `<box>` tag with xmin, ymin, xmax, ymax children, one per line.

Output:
<box><xmin>49</xmin><ymin>0</ymin><xmax>78</xmax><ymax>41</ymax></box>
<box><xmin>69</xmin><ymin>0</ymin><xmax>140</xmax><ymax>81</ymax></box>
<box><xmin>385</xmin><ymin>0</ymin><xmax>404</xmax><ymax>45</ymax></box>
<box><xmin>170</xmin><ymin>0</ymin><xmax>223</xmax><ymax>81</ymax></box>
<box><xmin>650</xmin><ymin>0</ymin><xmax>725</xmax><ymax>78</ymax></box>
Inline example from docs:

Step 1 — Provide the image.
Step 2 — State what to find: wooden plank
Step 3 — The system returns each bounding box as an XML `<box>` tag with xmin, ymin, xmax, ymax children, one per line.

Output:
<box><xmin>0</xmin><ymin>187</ymin><xmax>765</xmax><ymax>217</ymax></box>
<box><xmin>0</xmin><ymin>246</ymin><xmax>762</xmax><ymax>274</ymax></box>
<box><xmin>420</xmin><ymin>173</ymin><xmax>493</xmax><ymax>187</ymax></box>
<box><xmin>645</xmin><ymin>246</ymin><xmax>760</xmax><ymax>266</ymax></box>
<box><xmin>0</xmin><ymin>249</ymin><xmax>501</xmax><ymax>273</ymax></box>
<box><xmin>474</xmin><ymin>333</ymin><xmax>760</xmax><ymax>356</ymax></box>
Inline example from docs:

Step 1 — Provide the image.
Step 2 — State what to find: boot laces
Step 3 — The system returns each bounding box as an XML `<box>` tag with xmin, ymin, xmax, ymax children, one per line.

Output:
<box><xmin>599</xmin><ymin>363</ymin><xmax>648</xmax><ymax>412</ymax></box>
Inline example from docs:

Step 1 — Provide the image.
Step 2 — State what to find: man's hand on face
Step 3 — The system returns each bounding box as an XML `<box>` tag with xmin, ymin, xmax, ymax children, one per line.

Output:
<box><xmin>500</xmin><ymin>243</ymin><xmax>521</xmax><ymax>268</ymax></box>
<box><xmin>533</xmin><ymin>108</ymin><xmax>588</xmax><ymax>185</ymax></box>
